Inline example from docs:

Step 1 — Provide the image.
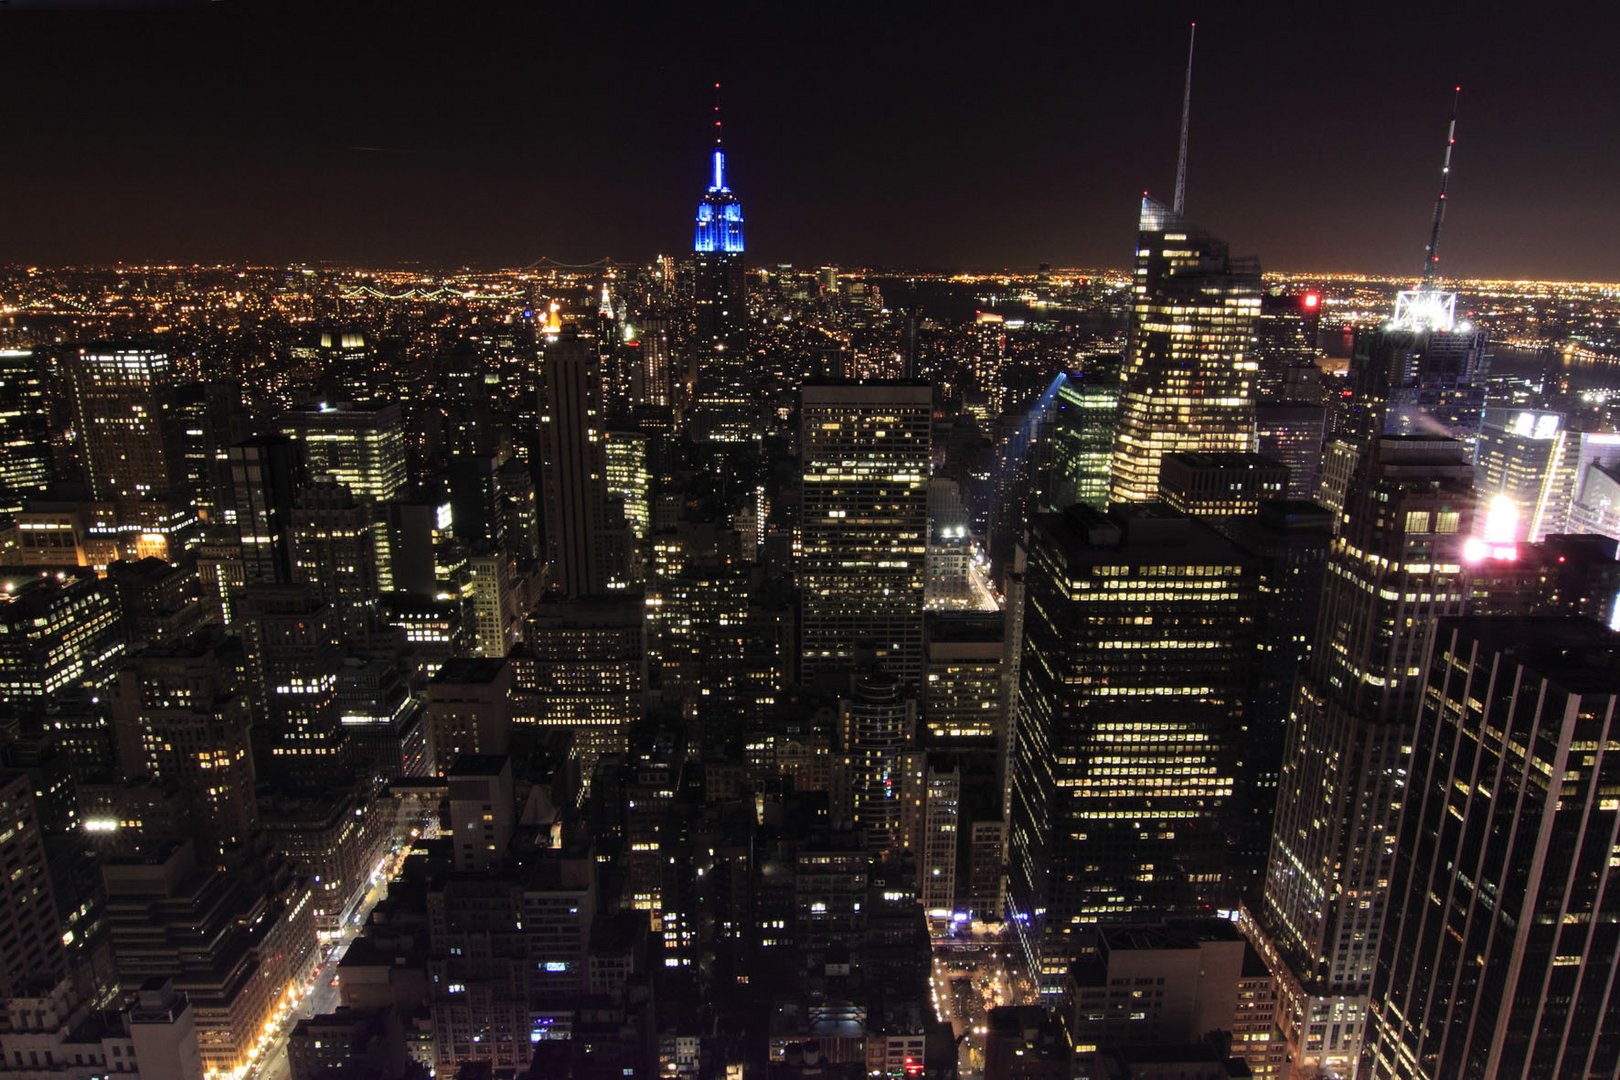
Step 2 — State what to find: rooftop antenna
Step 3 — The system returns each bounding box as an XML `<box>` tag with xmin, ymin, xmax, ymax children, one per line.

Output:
<box><xmin>1173</xmin><ymin>22</ymin><xmax>1196</xmax><ymax>217</ymax></box>
<box><xmin>710</xmin><ymin>82</ymin><xmax>726</xmax><ymax>191</ymax></box>
<box><xmin>1421</xmin><ymin>87</ymin><xmax>1460</xmax><ymax>288</ymax></box>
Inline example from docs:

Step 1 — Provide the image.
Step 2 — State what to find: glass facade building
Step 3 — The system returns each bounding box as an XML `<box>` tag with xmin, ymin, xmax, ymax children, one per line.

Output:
<box><xmin>1109</xmin><ymin>199</ymin><xmax>1262</xmax><ymax>503</ymax></box>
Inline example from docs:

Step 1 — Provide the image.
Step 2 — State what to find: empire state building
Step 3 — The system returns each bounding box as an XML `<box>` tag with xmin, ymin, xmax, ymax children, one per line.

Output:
<box><xmin>690</xmin><ymin>133</ymin><xmax>751</xmax><ymax>440</ymax></box>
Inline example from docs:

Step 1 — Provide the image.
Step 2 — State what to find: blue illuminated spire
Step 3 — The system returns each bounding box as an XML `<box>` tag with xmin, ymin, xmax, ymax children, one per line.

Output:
<box><xmin>694</xmin><ymin>82</ymin><xmax>744</xmax><ymax>254</ymax></box>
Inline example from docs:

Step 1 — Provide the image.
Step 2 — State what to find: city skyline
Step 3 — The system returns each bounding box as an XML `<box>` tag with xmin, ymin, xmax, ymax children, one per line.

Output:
<box><xmin>3</xmin><ymin>6</ymin><xmax>1619</xmax><ymax>279</ymax></box>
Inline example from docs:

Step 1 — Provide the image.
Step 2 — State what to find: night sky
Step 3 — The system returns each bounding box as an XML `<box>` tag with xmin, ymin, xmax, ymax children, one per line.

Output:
<box><xmin>4</xmin><ymin>3</ymin><xmax>1618</xmax><ymax>279</ymax></box>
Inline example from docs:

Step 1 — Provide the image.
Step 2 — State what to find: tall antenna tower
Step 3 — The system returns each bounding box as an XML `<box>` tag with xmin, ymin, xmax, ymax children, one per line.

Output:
<box><xmin>1421</xmin><ymin>87</ymin><xmax>1460</xmax><ymax>287</ymax></box>
<box><xmin>1173</xmin><ymin>22</ymin><xmax>1196</xmax><ymax>217</ymax></box>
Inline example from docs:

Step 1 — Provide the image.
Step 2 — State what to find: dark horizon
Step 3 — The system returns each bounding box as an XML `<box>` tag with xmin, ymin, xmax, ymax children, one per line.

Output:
<box><xmin>4</xmin><ymin>4</ymin><xmax>1619</xmax><ymax>281</ymax></box>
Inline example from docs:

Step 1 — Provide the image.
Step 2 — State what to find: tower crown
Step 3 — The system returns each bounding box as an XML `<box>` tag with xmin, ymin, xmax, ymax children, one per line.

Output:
<box><xmin>694</xmin><ymin>86</ymin><xmax>744</xmax><ymax>253</ymax></box>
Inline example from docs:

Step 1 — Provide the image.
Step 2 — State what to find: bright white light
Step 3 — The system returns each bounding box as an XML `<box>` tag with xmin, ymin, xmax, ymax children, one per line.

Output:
<box><xmin>1392</xmin><ymin>289</ymin><xmax>1457</xmax><ymax>332</ymax></box>
<box><xmin>1482</xmin><ymin>494</ymin><xmax>1521</xmax><ymax>544</ymax></box>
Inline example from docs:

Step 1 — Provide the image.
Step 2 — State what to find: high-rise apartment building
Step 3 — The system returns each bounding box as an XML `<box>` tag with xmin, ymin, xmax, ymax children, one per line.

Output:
<box><xmin>1249</xmin><ymin>435</ymin><xmax>1474</xmax><ymax>1076</ymax></box>
<box><xmin>1364</xmin><ymin>617</ymin><xmax>1620</xmax><ymax>1079</ymax></box>
<box><xmin>68</xmin><ymin>343</ymin><xmax>177</xmax><ymax>501</ymax></box>
<box><xmin>1109</xmin><ymin>199</ymin><xmax>1262</xmax><ymax>503</ymax></box>
<box><xmin>1007</xmin><ymin>504</ymin><xmax>1256</xmax><ymax>990</ymax></box>
<box><xmin>799</xmin><ymin>381</ymin><xmax>931</xmax><ymax>689</ymax></box>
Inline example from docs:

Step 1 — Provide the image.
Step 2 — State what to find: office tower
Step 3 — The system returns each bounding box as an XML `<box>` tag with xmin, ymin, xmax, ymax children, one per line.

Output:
<box><xmin>627</xmin><ymin>314</ymin><xmax>672</xmax><ymax>408</ymax></box>
<box><xmin>0</xmin><ymin>770</ymin><xmax>70</xmax><ymax>998</ymax></box>
<box><xmin>229</xmin><ymin>434</ymin><xmax>303</xmax><ymax>585</ymax></box>
<box><xmin>1253</xmin><ymin>287</ymin><xmax>1323</xmax><ymax>400</ymax></box>
<box><xmin>539</xmin><ymin>330</ymin><xmax>616</xmax><ymax>596</ymax></box>
<box><xmin>447</xmin><ymin>754</ymin><xmax>515</xmax><ymax>871</ymax></box>
<box><xmin>0</xmin><ymin>571</ymin><xmax>125</xmax><ymax>713</ymax></box>
<box><xmin>837</xmin><ymin>670</ymin><xmax>917</xmax><ymax>852</ymax></box>
<box><xmin>106</xmin><ymin>555</ymin><xmax>206</xmax><ymax>649</ymax></box>
<box><xmin>102</xmin><ymin>841</ymin><xmax>316</xmax><ymax>1076</ymax></box>
<box><xmin>67</xmin><ymin>343</ymin><xmax>177</xmax><ymax>501</ymax></box>
<box><xmin>466</xmin><ymin>549</ymin><xmax>530</xmax><ymax>659</ymax></box>
<box><xmin>1250</xmin><ymin>435</ymin><xmax>1474</xmax><ymax>1075</ymax></box>
<box><xmin>522</xmin><ymin>595</ymin><xmax>643</xmax><ymax>788</ymax></box>
<box><xmin>1365</xmin><ymin>618</ymin><xmax>1620</xmax><ymax>1079</ymax></box>
<box><xmin>923</xmin><ymin>614</ymin><xmax>1004</xmax><ymax>744</ymax></box>
<box><xmin>171</xmin><ymin>380</ymin><xmax>245</xmax><ymax>521</ymax></box>
<box><xmin>109</xmin><ymin>631</ymin><xmax>258</xmax><ymax>853</ymax></box>
<box><xmin>236</xmin><ymin>584</ymin><xmax>349</xmax><ymax>778</ymax></box>
<box><xmin>1472</xmin><ymin>408</ymin><xmax>1569</xmax><ymax>542</ymax></box>
<box><xmin>1463</xmin><ymin>533</ymin><xmax>1620</xmax><ymax>622</ymax></box>
<box><xmin>278</xmin><ymin>402</ymin><xmax>407</xmax><ymax>502</ymax></box>
<box><xmin>1066</xmin><ymin>918</ymin><xmax>1283</xmax><ymax>1077</ymax></box>
<box><xmin>289</xmin><ymin>477</ymin><xmax>381</xmax><ymax>624</ymax></box>
<box><xmin>1044</xmin><ymin>358</ymin><xmax>1120</xmax><ymax>511</ymax></box>
<box><xmin>602</xmin><ymin>429</ymin><xmax>650</xmax><ymax>542</ymax></box>
<box><xmin>799</xmin><ymin>382</ymin><xmax>931</xmax><ymax>689</ymax></box>
<box><xmin>925</xmin><ymin>477</ymin><xmax>975</xmax><ymax>607</ymax></box>
<box><xmin>1225</xmin><ymin>501</ymin><xmax>1334</xmax><ymax>877</ymax></box>
<box><xmin>918</xmin><ymin>759</ymin><xmax>960</xmax><ymax>914</ymax></box>
<box><xmin>426</xmin><ymin>845</ymin><xmax>596</xmax><ymax>1074</ymax></box>
<box><xmin>1347</xmin><ymin>298</ymin><xmax>1488</xmax><ymax>448</ymax></box>
<box><xmin>1255</xmin><ymin>402</ymin><xmax>1328</xmax><ymax>501</ymax></box>
<box><xmin>425</xmin><ymin>658</ymin><xmax>514</xmax><ymax>773</ymax></box>
<box><xmin>690</xmin><ymin>126</ymin><xmax>750</xmax><ymax>440</ymax></box>
<box><xmin>496</xmin><ymin>456</ymin><xmax>540</xmax><ymax>561</ymax></box>
<box><xmin>0</xmin><ymin>348</ymin><xmax>55</xmax><ymax>509</ymax></box>
<box><xmin>1007</xmin><ymin>504</ymin><xmax>1256</xmax><ymax>989</ymax></box>
<box><xmin>1109</xmin><ymin>200</ymin><xmax>1262</xmax><ymax>503</ymax></box>
<box><xmin>1156</xmin><ymin>451</ymin><xmax>1288</xmax><ymax>520</ymax></box>
<box><xmin>1314</xmin><ymin>436</ymin><xmax>1362</xmax><ymax>521</ymax></box>
<box><xmin>445</xmin><ymin>453</ymin><xmax>506</xmax><ymax>551</ymax></box>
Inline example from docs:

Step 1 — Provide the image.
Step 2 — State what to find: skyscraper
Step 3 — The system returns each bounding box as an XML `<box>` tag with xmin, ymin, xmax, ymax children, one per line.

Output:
<box><xmin>277</xmin><ymin>402</ymin><xmax>407</xmax><ymax>502</ymax></box>
<box><xmin>690</xmin><ymin>113</ymin><xmax>750</xmax><ymax>440</ymax></box>
<box><xmin>1364</xmin><ymin>617</ymin><xmax>1620</xmax><ymax>1079</ymax></box>
<box><xmin>110</xmin><ymin>631</ymin><xmax>258</xmax><ymax>854</ymax></box>
<box><xmin>67</xmin><ymin>343</ymin><xmax>177</xmax><ymax>501</ymax></box>
<box><xmin>1043</xmin><ymin>359</ymin><xmax>1120</xmax><ymax>511</ymax></box>
<box><xmin>799</xmin><ymin>381</ymin><xmax>931</xmax><ymax>689</ymax></box>
<box><xmin>229</xmin><ymin>434</ymin><xmax>303</xmax><ymax>586</ymax></box>
<box><xmin>0</xmin><ymin>769</ymin><xmax>70</xmax><ymax>998</ymax></box>
<box><xmin>837</xmin><ymin>670</ymin><xmax>917</xmax><ymax>852</ymax></box>
<box><xmin>1109</xmin><ymin>199</ymin><xmax>1262</xmax><ymax>503</ymax></box>
<box><xmin>539</xmin><ymin>329</ymin><xmax>614</xmax><ymax>597</ymax></box>
<box><xmin>1007</xmin><ymin>504</ymin><xmax>1256</xmax><ymax>990</ymax></box>
<box><xmin>0</xmin><ymin>348</ymin><xmax>55</xmax><ymax>510</ymax></box>
<box><xmin>1249</xmin><ymin>435</ymin><xmax>1475</xmax><ymax>1075</ymax></box>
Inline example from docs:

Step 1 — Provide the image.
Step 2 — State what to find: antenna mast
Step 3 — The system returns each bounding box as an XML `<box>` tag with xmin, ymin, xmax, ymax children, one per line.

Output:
<box><xmin>1421</xmin><ymin>87</ymin><xmax>1460</xmax><ymax>287</ymax></box>
<box><xmin>1173</xmin><ymin>22</ymin><xmax>1196</xmax><ymax>217</ymax></box>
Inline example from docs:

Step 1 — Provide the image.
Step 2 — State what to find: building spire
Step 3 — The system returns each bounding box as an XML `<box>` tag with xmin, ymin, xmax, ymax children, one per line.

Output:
<box><xmin>1173</xmin><ymin>22</ymin><xmax>1195</xmax><ymax>217</ymax></box>
<box><xmin>713</xmin><ymin>81</ymin><xmax>724</xmax><ymax>147</ymax></box>
<box><xmin>1421</xmin><ymin>87</ymin><xmax>1460</xmax><ymax>287</ymax></box>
